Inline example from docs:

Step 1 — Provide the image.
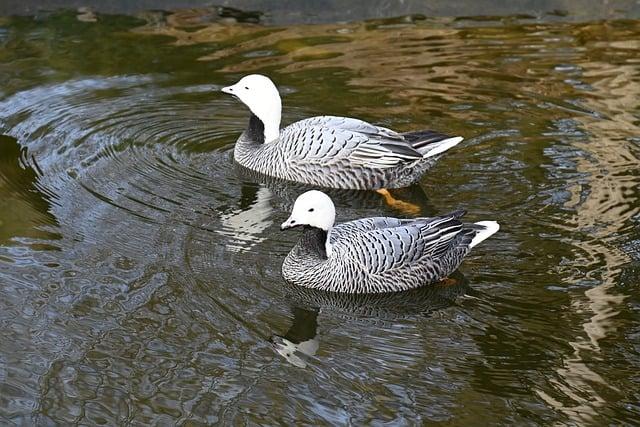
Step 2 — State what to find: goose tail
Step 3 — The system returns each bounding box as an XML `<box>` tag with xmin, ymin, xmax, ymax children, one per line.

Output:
<box><xmin>423</xmin><ymin>136</ymin><xmax>464</xmax><ymax>157</ymax></box>
<box><xmin>468</xmin><ymin>221</ymin><xmax>500</xmax><ymax>249</ymax></box>
<box><xmin>402</xmin><ymin>130</ymin><xmax>464</xmax><ymax>158</ymax></box>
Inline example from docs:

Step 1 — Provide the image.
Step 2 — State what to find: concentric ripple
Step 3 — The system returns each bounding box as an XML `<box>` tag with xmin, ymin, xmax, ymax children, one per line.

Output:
<box><xmin>0</xmin><ymin>75</ymin><xmax>268</xmax><ymax>250</ymax></box>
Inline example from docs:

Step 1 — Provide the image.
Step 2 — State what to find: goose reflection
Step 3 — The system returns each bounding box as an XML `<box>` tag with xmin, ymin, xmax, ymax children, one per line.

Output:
<box><xmin>218</xmin><ymin>185</ymin><xmax>275</xmax><ymax>252</ymax></box>
<box><xmin>216</xmin><ymin>166</ymin><xmax>434</xmax><ymax>253</ymax></box>
<box><xmin>234</xmin><ymin>163</ymin><xmax>433</xmax><ymax>217</ymax></box>
<box><xmin>272</xmin><ymin>271</ymin><xmax>469</xmax><ymax>368</ymax></box>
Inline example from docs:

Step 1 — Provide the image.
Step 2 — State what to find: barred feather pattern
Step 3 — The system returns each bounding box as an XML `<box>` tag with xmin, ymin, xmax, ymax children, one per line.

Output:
<box><xmin>282</xmin><ymin>210</ymin><xmax>482</xmax><ymax>293</ymax></box>
<box><xmin>234</xmin><ymin>115</ymin><xmax>458</xmax><ymax>190</ymax></box>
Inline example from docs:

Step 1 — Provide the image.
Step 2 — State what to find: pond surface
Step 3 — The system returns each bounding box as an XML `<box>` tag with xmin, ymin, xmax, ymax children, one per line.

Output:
<box><xmin>1</xmin><ymin>7</ymin><xmax>639</xmax><ymax>425</ymax></box>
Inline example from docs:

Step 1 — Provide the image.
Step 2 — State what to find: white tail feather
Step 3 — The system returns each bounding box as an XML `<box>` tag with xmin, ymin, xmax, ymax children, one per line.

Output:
<box><xmin>469</xmin><ymin>221</ymin><xmax>500</xmax><ymax>249</ymax></box>
<box><xmin>423</xmin><ymin>136</ymin><xmax>464</xmax><ymax>158</ymax></box>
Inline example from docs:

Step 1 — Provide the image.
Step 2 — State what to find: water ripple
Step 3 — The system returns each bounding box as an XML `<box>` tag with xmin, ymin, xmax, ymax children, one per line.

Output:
<box><xmin>0</xmin><ymin>11</ymin><xmax>639</xmax><ymax>425</ymax></box>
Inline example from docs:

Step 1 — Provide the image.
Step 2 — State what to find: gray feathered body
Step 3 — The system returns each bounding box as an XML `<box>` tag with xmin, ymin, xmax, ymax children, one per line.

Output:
<box><xmin>282</xmin><ymin>210</ymin><xmax>484</xmax><ymax>293</ymax></box>
<box><xmin>234</xmin><ymin>115</ymin><xmax>460</xmax><ymax>190</ymax></box>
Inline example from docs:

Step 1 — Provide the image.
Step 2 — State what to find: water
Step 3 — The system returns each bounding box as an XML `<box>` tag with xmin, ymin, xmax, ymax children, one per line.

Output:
<box><xmin>1</xmin><ymin>7</ymin><xmax>639</xmax><ymax>425</ymax></box>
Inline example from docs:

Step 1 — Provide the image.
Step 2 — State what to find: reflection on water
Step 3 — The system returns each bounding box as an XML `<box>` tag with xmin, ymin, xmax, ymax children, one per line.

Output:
<box><xmin>531</xmin><ymin>28</ymin><xmax>640</xmax><ymax>422</ymax></box>
<box><xmin>0</xmin><ymin>135</ymin><xmax>59</xmax><ymax>245</ymax></box>
<box><xmin>0</xmin><ymin>8</ymin><xmax>639</xmax><ymax>425</ymax></box>
<box><xmin>273</xmin><ymin>274</ymin><xmax>468</xmax><ymax>368</ymax></box>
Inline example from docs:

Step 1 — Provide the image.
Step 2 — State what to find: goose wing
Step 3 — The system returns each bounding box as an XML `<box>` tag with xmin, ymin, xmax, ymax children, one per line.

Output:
<box><xmin>283</xmin><ymin>116</ymin><xmax>425</xmax><ymax>169</ymax></box>
<box><xmin>290</xmin><ymin>115</ymin><xmax>402</xmax><ymax>139</ymax></box>
<box><xmin>330</xmin><ymin>216</ymin><xmax>417</xmax><ymax>242</ymax></box>
<box><xmin>331</xmin><ymin>211</ymin><xmax>466</xmax><ymax>274</ymax></box>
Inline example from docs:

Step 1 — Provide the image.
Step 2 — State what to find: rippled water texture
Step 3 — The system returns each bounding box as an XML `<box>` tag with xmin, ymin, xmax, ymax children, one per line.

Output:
<box><xmin>1</xmin><ymin>8</ymin><xmax>639</xmax><ymax>425</ymax></box>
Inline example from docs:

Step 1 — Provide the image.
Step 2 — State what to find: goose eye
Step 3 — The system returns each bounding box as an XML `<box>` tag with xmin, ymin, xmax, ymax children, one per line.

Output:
<box><xmin>244</xmin><ymin>86</ymin><xmax>249</xmax><ymax>90</ymax></box>
<box><xmin>308</xmin><ymin>208</ymin><xmax>314</xmax><ymax>212</ymax></box>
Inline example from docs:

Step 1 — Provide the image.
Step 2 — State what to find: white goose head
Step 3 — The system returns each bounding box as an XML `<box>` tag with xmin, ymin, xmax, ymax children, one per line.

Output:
<box><xmin>281</xmin><ymin>190</ymin><xmax>336</xmax><ymax>231</ymax></box>
<box><xmin>222</xmin><ymin>74</ymin><xmax>282</xmax><ymax>143</ymax></box>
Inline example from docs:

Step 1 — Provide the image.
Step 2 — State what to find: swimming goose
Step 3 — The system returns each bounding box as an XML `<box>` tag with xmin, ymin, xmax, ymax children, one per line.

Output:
<box><xmin>222</xmin><ymin>74</ymin><xmax>463</xmax><ymax>190</ymax></box>
<box><xmin>280</xmin><ymin>190</ymin><xmax>499</xmax><ymax>293</ymax></box>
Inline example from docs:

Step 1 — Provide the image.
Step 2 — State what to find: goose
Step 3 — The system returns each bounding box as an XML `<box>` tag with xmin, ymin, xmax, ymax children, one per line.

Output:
<box><xmin>221</xmin><ymin>74</ymin><xmax>463</xmax><ymax>191</ymax></box>
<box><xmin>280</xmin><ymin>190</ymin><xmax>499</xmax><ymax>293</ymax></box>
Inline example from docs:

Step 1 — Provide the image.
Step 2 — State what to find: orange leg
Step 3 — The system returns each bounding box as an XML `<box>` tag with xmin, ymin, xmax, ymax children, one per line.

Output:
<box><xmin>376</xmin><ymin>189</ymin><xmax>421</xmax><ymax>216</ymax></box>
<box><xmin>438</xmin><ymin>277</ymin><xmax>459</xmax><ymax>287</ymax></box>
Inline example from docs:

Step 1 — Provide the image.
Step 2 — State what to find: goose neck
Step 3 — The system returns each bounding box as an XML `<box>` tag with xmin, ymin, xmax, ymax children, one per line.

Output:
<box><xmin>300</xmin><ymin>226</ymin><xmax>329</xmax><ymax>260</ymax></box>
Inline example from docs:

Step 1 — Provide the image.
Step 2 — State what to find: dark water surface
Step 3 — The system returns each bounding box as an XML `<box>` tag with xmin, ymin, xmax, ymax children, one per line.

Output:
<box><xmin>0</xmin><ymin>7</ymin><xmax>639</xmax><ymax>426</ymax></box>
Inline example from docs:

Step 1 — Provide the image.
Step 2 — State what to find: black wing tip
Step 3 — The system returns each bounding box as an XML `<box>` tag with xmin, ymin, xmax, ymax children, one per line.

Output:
<box><xmin>412</xmin><ymin>209</ymin><xmax>466</xmax><ymax>225</ymax></box>
<box><xmin>401</xmin><ymin>129</ymin><xmax>455</xmax><ymax>146</ymax></box>
<box><xmin>379</xmin><ymin>141</ymin><xmax>423</xmax><ymax>158</ymax></box>
<box><xmin>447</xmin><ymin>208</ymin><xmax>467</xmax><ymax>219</ymax></box>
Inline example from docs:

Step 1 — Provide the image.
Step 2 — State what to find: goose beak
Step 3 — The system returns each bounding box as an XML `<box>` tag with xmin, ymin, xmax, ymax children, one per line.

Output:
<box><xmin>280</xmin><ymin>217</ymin><xmax>297</xmax><ymax>230</ymax></box>
<box><xmin>221</xmin><ymin>85</ymin><xmax>235</xmax><ymax>95</ymax></box>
